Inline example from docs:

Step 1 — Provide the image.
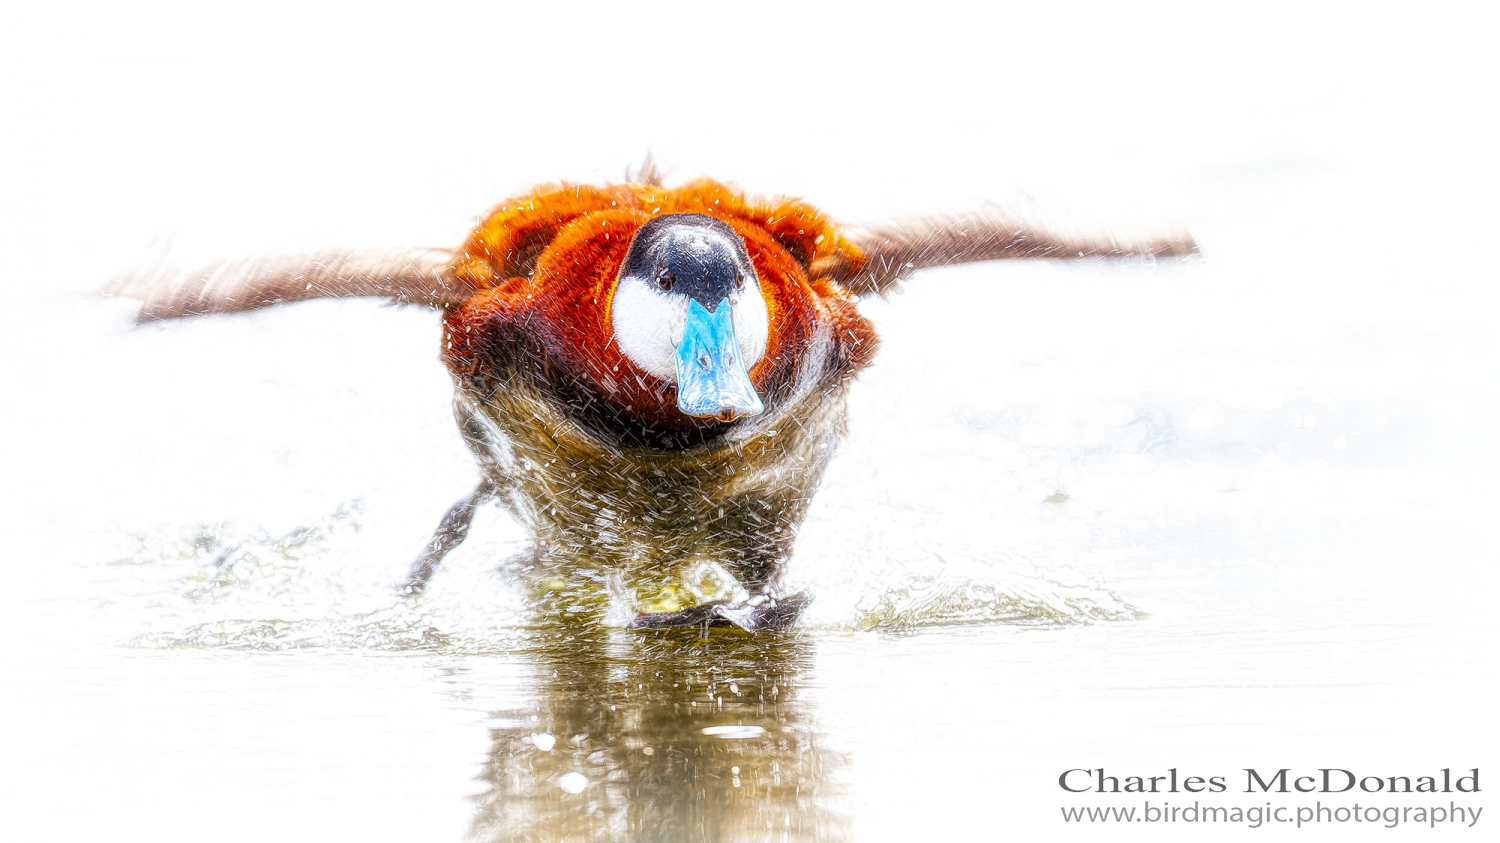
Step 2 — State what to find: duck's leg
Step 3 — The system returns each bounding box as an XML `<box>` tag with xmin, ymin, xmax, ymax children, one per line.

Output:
<box><xmin>630</xmin><ymin>602</ymin><xmax>729</xmax><ymax>631</ymax></box>
<box><xmin>402</xmin><ymin>480</ymin><xmax>495</xmax><ymax>593</ymax></box>
<box><xmin>732</xmin><ymin>552</ymin><xmax>812</xmax><ymax>631</ymax></box>
<box><xmin>630</xmin><ymin>592</ymin><xmax>811</xmax><ymax>632</ymax></box>
<box><xmin>629</xmin><ymin>594</ymin><xmax>810</xmax><ymax>632</ymax></box>
<box><xmin>742</xmin><ymin>591</ymin><xmax>811</xmax><ymax>629</ymax></box>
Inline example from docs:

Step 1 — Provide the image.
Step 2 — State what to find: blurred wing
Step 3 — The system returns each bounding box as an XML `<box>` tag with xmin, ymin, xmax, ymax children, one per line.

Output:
<box><xmin>107</xmin><ymin>248</ymin><xmax>470</xmax><ymax>321</ymax></box>
<box><xmin>831</xmin><ymin>208</ymin><xmax>1198</xmax><ymax>296</ymax></box>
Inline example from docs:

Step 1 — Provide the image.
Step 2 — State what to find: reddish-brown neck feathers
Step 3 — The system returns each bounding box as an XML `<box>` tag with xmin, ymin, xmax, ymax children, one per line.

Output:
<box><xmin>442</xmin><ymin>179</ymin><xmax>878</xmax><ymax>440</ymax></box>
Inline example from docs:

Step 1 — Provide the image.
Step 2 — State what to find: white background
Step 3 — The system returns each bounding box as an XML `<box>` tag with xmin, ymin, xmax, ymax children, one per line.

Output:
<box><xmin>2</xmin><ymin>2</ymin><xmax>1497</xmax><ymax>840</ymax></box>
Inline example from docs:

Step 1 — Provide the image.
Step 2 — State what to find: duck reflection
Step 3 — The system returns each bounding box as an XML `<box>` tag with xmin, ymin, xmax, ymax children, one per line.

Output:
<box><xmin>467</xmin><ymin>611</ymin><xmax>849</xmax><ymax>842</ymax></box>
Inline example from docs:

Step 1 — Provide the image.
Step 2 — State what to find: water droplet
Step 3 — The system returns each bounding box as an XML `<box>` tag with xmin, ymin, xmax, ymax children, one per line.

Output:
<box><xmin>701</xmin><ymin>725</ymin><xmax>765</xmax><ymax>739</ymax></box>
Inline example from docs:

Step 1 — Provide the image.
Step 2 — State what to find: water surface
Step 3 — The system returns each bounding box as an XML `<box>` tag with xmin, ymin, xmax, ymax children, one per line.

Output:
<box><xmin>3</xmin><ymin>9</ymin><xmax>1496</xmax><ymax>838</ymax></box>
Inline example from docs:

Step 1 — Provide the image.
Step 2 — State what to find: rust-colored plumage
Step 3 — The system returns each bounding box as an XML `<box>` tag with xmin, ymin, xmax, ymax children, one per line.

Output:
<box><xmin>112</xmin><ymin>173</ymin><xmax>1196</xmax><ymax>631</ymax></box>
<box><xmin>444</xmin><ymin>179</ymin><xmax>878</xmax><ymax>441</ymax></box>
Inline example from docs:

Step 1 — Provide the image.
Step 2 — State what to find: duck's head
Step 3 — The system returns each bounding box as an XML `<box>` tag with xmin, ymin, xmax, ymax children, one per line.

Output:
<box><xmin>610</xmin><ymin>214</ymin><xmax>768</xmax><ymax>422</ymax></box>
<box><xmin>441</xmin><ymin>180</ymin><xmax>877</xmax><ymax>448</ymax></box>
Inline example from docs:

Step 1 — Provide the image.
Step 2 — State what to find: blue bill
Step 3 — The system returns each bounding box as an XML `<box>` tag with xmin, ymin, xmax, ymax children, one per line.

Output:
<box><xmin>674</xmin><ymin>298</ymin><xmax>764</xmax><ymax>420</ymax></box>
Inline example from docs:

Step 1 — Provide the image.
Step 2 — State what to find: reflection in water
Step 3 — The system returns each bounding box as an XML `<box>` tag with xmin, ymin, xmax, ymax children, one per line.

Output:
<box><xmin>469</xmin><ymin>614</ymin><xmax>847</xmax><ymax>842</ymax></box>
<box><xmin>102</xmin><ymin>504</ymin><xmax>1143</xmax><ymax>843</ymax></box>
<box><xmin>102</xmin><ymin>506</ymin><xmax>1140</xmax><ymax>843</ymax></box>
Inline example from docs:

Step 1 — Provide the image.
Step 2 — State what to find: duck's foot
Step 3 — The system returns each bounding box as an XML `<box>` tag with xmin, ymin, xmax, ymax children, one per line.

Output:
<box><xmin>630</xmin><ymin>592</ymin><xmax>811</xmax><ymax>632</ymax></box>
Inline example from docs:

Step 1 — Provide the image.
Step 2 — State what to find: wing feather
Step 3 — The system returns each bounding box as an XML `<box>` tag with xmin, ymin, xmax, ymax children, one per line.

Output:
<box><xmin>831</xmin><ymin>208</ymin><xmax>1198</xmax><ymax>296</ymax></box>
<box><xmin>107</xmin><ymin>248</ymin><xmax>469</xmax><ymax>322</ymax></box>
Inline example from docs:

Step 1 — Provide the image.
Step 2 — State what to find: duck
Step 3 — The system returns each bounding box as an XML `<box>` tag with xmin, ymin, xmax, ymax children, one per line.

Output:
<box><xmin>114</xmin><ymin>166</ymin><xmax>1196</xmax><ymax>631</ymax></box>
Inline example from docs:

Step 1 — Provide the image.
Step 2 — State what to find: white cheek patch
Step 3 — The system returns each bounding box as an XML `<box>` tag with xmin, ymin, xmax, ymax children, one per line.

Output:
<box><xmin>611</xmin><ymin>275</ymin><xmax>685</xmax><ymax>381</ymax></box>
<box><xmin>732</xmin><ymin>277</ymin><xmax>769</xmax><ymax>369</ymax></box>
<box><xmin>610</xmin><ymin>274</ymin><xmax>771</xmax><ymax>383</ymax></box>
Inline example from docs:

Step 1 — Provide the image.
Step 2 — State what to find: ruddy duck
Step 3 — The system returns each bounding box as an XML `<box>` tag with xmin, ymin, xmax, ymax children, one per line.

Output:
<box><xmin>115</xmin><ymin>168</ymin><xmax>1195</xmax><ymax>630</ymax></box>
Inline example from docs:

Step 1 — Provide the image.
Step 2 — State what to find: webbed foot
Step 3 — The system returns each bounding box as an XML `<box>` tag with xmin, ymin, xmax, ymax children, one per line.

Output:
<box><xmin>630</xmin><ymin>592</ymin><xmax>811</xmax><ymax>632</ymax></box>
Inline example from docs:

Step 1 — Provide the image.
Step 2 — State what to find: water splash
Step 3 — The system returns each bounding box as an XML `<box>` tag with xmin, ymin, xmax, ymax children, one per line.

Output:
<box><xmin>101</xmin><ymin>496</ymin><xmax>1144</xmax><ymax>653</ymax></box>
<box><xmin>850</xmin><ymin>572</ymin><xmax>1144</xmax><ymax>630</ymax></box>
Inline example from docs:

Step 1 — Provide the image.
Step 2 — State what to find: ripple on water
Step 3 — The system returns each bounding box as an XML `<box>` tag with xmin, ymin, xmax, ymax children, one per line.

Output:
<box><xmin>105</xmin><ymin>500</ymin><xmax>1145</xmax><ymax>653</ymax></box>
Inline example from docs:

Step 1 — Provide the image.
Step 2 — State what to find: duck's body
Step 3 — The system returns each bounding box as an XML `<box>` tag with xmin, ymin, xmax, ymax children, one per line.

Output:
<box><xmin>116</xmin><ymin>170</ymin><xmax>1195</xmax><ymax>630</ymax></box>
<box><xmin>425</xmin><ymin>180</ymin><xmax>879</xmax><ymax>626</ymax></box>
<box><xmin>449</xmin><ymin>372</ymin><xmax>845</xmax><ymax>626</ymax></box>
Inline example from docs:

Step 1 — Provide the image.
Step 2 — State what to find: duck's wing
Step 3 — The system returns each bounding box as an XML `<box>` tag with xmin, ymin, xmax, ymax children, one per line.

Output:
<box><xmin>828</xmin><ymin>208</ymin><xmax>1198</xmax><ymax>297</ymax></box>
<box><xmin>106</xmin><ymin>248</ymin><xmax>471</xmax><ymax>322</ymax></box>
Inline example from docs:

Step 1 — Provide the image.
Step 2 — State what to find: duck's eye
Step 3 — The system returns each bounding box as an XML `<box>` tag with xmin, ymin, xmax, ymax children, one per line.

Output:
<box><xmin>735</xmin><ymin>273</ymin><xmax>746</xmax><ymax>290</ymax></box>
<box><xmin>656</xmin><ymin>268</ymin><xmax>675</xmax><ymax>291</ymax></box>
